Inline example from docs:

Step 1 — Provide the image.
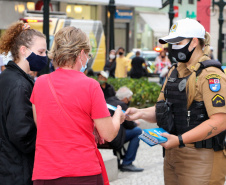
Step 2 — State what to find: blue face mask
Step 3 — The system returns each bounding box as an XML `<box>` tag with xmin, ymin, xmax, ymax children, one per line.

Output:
<box><xmin>26</xmin><ymin>50</ymin><xmax>48</xmax><ymax>71</ymax></box>
<box><xmin>80</xmin><ymin>55</ymin><xmax>89</xmax><ymax>73</ymax></box>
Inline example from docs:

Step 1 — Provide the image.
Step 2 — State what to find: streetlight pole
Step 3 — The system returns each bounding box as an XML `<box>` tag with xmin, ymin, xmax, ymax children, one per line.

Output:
<box><xmin>43</xmin><ymin>0</ymin><xmax>50</xmax><ymax>50</ymax></box>
<box><xmin>168</xmin><ymin>0</ymin><xmax>175</xmax><ymax>63</ymax></box>
<box><xmin>169</xmin><ymin>0</ymin><xmax>175</xmax><ymax>29</ymax></box>
<box><xmin>40</xmin><ymin>0</ymin><xmax>50</xmax><ymax>75</ymax></box>
<box><xmin>212</xmin><ymin>0</ymin><xmax>226</xmax><ymax>63</ymax></box>
<box><xmin>108</xmin><ymin>0</ymin><xmax>115</xmax><ymax>50</ymax></box>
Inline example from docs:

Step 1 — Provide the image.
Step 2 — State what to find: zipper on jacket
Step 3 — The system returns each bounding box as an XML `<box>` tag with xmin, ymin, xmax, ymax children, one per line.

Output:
<box><xmin>187</xmin><ymin>111</ymin><xmax>190</xmax><ymax>127</ymax></box>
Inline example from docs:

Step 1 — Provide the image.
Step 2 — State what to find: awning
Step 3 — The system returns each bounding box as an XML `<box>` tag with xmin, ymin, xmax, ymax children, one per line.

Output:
<box><xmin>139</xmin><ymin>13</ymin><xmax>169</xmax><ymax>37</ymax></box>
<box><xmin>53</xmin><ymin>0</ymin><xmax>162</xmax><ymax>8</ymax></box>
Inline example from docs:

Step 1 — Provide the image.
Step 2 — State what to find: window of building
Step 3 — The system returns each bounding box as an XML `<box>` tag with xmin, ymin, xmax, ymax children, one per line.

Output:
<box><xmin>178</xmin><ymin>0</ymin><xmax>182</xmax><ymax>4</ymax></box>
<box><xmin>188</xmin><ymin>0</ymin><xmax>194</xmax><ymax>4</ymax></box>
<box><xmin>66</xmin><ymin>4</ymin><xmax>97</xmax><ymax>20</ymax></box>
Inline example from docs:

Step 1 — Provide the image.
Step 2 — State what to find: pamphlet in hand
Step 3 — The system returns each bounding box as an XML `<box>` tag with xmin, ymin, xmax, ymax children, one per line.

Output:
<box><xmin>138</xmin><ymin>128</ymin><xmax>168</xmax><ymax>147</ymax></box>
<box><xmin>107</xmin><ymin>104</ymin><xmax>125</xmax><ymax>113</ymax></box>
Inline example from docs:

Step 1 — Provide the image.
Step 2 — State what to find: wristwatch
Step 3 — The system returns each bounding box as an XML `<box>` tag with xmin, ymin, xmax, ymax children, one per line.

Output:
<box><xmin>178</xmin><ymin>135</ymin><xmax>185</xmax><ymax>148</ymax></box>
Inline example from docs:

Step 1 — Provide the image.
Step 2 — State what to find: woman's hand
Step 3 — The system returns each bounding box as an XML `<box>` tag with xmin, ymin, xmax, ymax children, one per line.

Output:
<box><xmin>95</xmin><ymin>105</ymin><xmax>125</xmax><ymax>142</ymax></box>
<box><xmin>125</xmin><ymin>107</ymin><xmax>142</xmax><ymax>121</ymax></box>
<box><xmin>160</xmin><ymin>133</ymin><xmax>180</xmax><ymax>149</ymax></box>
<box><xmin>113</xmin><ymin>105</ymin><xmax>125</xmax><ymax>124</ymax></box>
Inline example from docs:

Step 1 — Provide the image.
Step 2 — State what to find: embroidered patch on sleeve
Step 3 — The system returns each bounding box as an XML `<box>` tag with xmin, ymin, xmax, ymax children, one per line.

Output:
<box><xmin>206</xmin><ymin>74</ymin><xmax>221</xmax><ymax>80</ymax></box>
<box><xmin>212</xmin><ymin>94</ymin><xmax>225</xmax><ymax>107</ymax></box>
<box><xmin>206</xmin><ymin>74</ymin><xmax>221</xmax><ymax>92</ymax></box>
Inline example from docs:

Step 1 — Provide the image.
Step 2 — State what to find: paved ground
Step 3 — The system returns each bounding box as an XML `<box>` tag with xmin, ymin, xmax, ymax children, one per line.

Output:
<box><xmin>106</xmin><ymin>121</ymin><xmax>226</xmax><ymax>185</ymax></box>
<box><xmin>109</xmin><ymin>122</ymin><xmax>164</xmax><ymax>185</ymax></box>
<box><xmin>110</xmin><ymin>143</ymin><xmax>164</xmax><ymax>185</ymax></box>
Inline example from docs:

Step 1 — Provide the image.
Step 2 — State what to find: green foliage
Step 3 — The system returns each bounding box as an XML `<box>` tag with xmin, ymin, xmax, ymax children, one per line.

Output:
<box><xmin>92</xmin><ymin>76</ymin><xmax>161</xmax><ymax>108</ymax></box>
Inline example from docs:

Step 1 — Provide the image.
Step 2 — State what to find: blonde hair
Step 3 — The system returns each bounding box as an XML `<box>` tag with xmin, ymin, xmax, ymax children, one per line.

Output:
<box><xmin>186</xmin><ymin>32</ymin><xmax>211</xmax><ymax>108</ymax></box>
<box><xmin>48</xmin><ymin>26</ymin><xmax>90</xmax><ymax>67</ymax></box>
<box><xmin>0</xmin><ymin>22</ymin><xmax>45</xmax><ymax>62</ymax></box>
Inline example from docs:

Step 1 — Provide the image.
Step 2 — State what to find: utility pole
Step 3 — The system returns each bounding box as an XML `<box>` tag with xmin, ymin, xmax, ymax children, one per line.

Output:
<box><xmin>43</xmin><ymin>0</ymin><xmax>50</xmax><ymax>50</ymax></box>
<box><xmin>108</xmin><ymin>0</ymin><xmax>115</xmax><ymax>50</ymax></box>
<box><xmin>168</xmin><ymin>0</ymin><xmax>175</xmax><ymax>63</ymax></box>
<box><xmin>212</xmin><ymin>0</ymin><xmax>226</xmax><ymax>63</ymax></box>
<box><xmin>40</xmin><ymin>0</ymin><xmax>50</xmax><ymax>75</ymax></box>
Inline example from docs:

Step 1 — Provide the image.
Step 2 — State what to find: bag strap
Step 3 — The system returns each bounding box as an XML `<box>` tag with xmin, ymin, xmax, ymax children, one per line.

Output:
<box><xmin>47</xmin><ymin>75</ymin><xmax>109</xmax><ymax>185</ymax></box>
<box><xmin>196</xmin><ymin>60</ymin><xmax>224</xmax><ymax>76</ymax></box>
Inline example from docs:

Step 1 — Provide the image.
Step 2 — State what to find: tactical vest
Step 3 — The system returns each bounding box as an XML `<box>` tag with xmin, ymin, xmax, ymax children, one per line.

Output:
<box><xmin>163</xmin><ymin>60</ymin><xmax>226</xmax><ymax>151</ymax></box>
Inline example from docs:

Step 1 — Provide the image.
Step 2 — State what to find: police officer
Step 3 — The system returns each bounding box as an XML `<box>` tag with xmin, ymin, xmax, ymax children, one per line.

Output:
<box><xmin>125</xmin><ymin>18</ymin><xmax>226</xmax><ymax>185</ymax></box>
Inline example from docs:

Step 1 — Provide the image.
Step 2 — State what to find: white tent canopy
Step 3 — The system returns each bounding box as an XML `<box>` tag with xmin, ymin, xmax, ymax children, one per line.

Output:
<box><xmin>139</xmin><ymin>13</ymin><xmax>169</xmax><ymax>37</ymax></box>
<box><xmin>53</xmin><ymin>0</ymin><xmax>162</xmax><ymax>8</ymax></box>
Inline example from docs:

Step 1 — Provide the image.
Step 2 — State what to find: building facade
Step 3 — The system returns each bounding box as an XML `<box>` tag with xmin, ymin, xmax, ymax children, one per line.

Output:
<box><xmin>134</xmin><ymin>0</ymin><xmax>197</xmax><ymax>51</ymax></box>
<box><xmin>0</xmin><ymin>0</ymin><xmax>162</xmax><ymax>55</ymax></box>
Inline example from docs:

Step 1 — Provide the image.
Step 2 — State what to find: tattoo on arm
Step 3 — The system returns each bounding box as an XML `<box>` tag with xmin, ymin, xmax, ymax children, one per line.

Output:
<box><xmin>203</xmin><ymin>124</ymin><xmax>217</xmax><ymax>140</ymax></box>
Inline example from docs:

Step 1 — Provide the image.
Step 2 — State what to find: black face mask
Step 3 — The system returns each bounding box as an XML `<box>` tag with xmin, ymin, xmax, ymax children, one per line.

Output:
<box><xmin>171</xmin><ymin>40</ymin><xmax>195</xmax><ymax>63</ymax></box>
<box><xmin>119</xmin><ymin>52</ymin><xmax>124</xmax><ymax>56</ymax></box>
<box><xmin>161</xmin><ymin>55</ymin><xmax>165</xmax><ymax>59</ymax></box>
<box><xmin>26</xmin><ymin>51</ymin><xmax>48</xmax><ymax>71</ymax></box>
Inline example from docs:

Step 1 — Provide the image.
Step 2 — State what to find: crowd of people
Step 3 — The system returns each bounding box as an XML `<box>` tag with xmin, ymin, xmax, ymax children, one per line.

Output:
<box><xmin>103</xmin><ymin>47</ymin><xmax>170</xmax><ymax>82</ymax></box>
<box><xmin>102</xmin><ymin>45</ymin><xmax>172</xmax><ymax>86</ymax></box>
<box><xmin>0</xmin><ymin>18</ymin><xmax>225</xmax><ymax>185</ymax></box>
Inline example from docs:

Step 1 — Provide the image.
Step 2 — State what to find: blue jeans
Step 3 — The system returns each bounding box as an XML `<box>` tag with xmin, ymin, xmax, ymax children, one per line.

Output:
<box><xmin>122</xmin><ymin>127</ymin><xmax>142</xmax><ymax>165</ymax></box>
<box><xmin>160</xmin><ymin>76</ymin><xmax>166</xmax><ymax>85</ymax></box>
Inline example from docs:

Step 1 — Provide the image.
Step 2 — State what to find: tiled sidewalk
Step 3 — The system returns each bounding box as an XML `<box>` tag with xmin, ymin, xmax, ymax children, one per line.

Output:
<box><xmin>110</xmin><ymin>142</ymin><xmax>164</xmax><ymax>185</ymax></box>
<box><xmin>110</xmin><ymin>122</ymin><xmax>164</xmax><ymax>185</ymax></box>
<box><xmin>109</xmin><ymin>121</ymin><xmax>226</xmax><ymax>185</ymax></box>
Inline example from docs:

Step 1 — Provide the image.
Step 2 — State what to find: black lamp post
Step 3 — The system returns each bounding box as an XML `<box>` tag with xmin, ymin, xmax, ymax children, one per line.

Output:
<box><xmin>108</xmin><ymin>0</ymin><xmax>115</xmax><ymax>50</ymax></box>
<box><xmin>43</xmin><ymin>0</ymin><xmax>50</xmax><ymax>50</ymax></box>
<box><xmin>39</xmin><ymin>0</ymin><xmax>50</xmax><ymax>75</ymax></box>
<box><xmin>169</xmin><ymin>0</ymin><xmax>175</xmax><ymax>29</ymax></box>
<box><xmin>168</xmin><ymin>0</ymin><xmax>175</xmax><ymax>63</ymax></box>
<box><xmin>212</xmin><ymin>0</ymin><xmax>226</xmax><ymax>63</ymax></box>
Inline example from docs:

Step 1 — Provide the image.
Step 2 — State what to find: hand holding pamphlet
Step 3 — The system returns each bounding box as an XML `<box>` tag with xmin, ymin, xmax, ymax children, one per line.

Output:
<box><xmin>138</xmin><ymin>128</ymin><xmax>169</xmax><ymax>147</ymax></box>
<box><xmin>107</xmin><ymin>103</ymin><xmax>125</xmax><ymax>113</ymax></box>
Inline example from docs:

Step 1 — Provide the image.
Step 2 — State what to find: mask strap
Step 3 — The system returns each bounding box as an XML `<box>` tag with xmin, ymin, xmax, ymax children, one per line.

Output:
<box><xmin>25</xmin><ymin>48</ymin><xmax>32</xmax><ymax>60</ymax></box>
<box><xmin>80</xmin><ymin>51</ymin><xmax>88</xmax><ymax>67</ymax></box>
<box><xmin>79</xmin><ymin>55</ymin><xmax>85</xmax><ymax>68</ymax></box>
<box><xmin>27</xmin><ymin>48</ymin><xmax>32</xmax><ymax>53</ymax></box>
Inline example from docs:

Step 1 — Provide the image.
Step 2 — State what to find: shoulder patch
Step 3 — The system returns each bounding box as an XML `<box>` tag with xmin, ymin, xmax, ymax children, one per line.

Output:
<box><xmin>206</xmin><ymin>74</ymin><xmax>221</xmax><ymax>92</ymax></box>
<box><xmin>212</xmin><ymin>94</ymin><xmax>225</xmax><ymax>107</ymax></box>
<box><xmin>208</xmin><ymin>78</ymin><xmax>221</xmax><ymax>92</ymax></box>
<box><xmin>206</xmin><ymin>74</ymin><xmax>221</xmax><ymax>79</ymax></box>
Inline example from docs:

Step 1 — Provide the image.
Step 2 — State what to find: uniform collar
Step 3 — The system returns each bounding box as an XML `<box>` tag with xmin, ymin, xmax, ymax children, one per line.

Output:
<box><xmin>176</xmin><ymin>59</ymin><xmax>199</xmax><ymax>77</ymax></box>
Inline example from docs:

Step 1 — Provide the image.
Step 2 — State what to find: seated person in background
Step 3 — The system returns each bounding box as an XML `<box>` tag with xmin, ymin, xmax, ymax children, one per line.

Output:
<box><xmin>106</xmin><ymin>86</ymin><xmax>144</xmax><ymax>172</ymax></box>
<box><xmin>130</xmin><ymin>51</ymin><xmax>147</xmax><ymax>79</ymax></box>
<box><xmin>97</xmin><ymin>71</ymin><xmax>115</xmax><ymax>99</ymax></box>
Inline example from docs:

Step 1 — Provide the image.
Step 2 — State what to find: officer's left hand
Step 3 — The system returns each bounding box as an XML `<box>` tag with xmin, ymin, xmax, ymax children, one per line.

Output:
<box><xmin>160</xmin><ymin>133</ymin><xmax>179</xmax><ymax>149</ymax></box>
